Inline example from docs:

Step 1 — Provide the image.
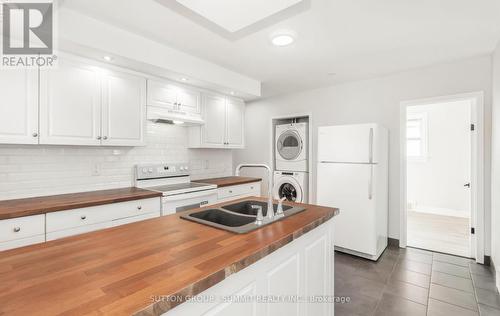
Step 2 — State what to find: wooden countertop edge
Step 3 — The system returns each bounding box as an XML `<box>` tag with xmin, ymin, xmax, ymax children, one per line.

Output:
<box><xmin>134</xmin><ymin>208</ymin><xmax>339</xmax><ymax>316</ymax></box>
<box><xmin>194</xmin><ymin>176</ymin><xmax>262</xmax><ymax>188</ymax></box>
<box><xmin>0</xmin><ymin>188</ymin><xmax>163</xmax><ymax>220</ymax></box>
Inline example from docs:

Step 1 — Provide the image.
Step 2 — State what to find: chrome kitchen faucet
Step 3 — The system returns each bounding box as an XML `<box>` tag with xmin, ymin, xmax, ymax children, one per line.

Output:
<box><xmin>235</xmin><ymin>163</ymin><xmax>275</xmax><ymax>222</ymax></box>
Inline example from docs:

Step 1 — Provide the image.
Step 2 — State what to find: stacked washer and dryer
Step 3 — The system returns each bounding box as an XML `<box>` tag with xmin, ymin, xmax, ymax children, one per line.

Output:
<box><xmin>273</xmin><ymin>122</ymin><xmax>309</xmax><ymax>203</ymax></box>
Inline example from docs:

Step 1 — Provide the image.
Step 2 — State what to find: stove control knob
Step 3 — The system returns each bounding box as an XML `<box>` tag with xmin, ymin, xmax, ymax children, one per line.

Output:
<box><xmin>180</xmin><ymin>166</ymin><xmax>185</xmax><ymax>171</ymax></box>
<box><xmin>148</xmin><ymin>168</ymin><xmax>153</xmax><ymax>173</ymax></box>
<box><xmin>184</xmin><ymin>166</ymin><xmax>189</xmax><ymax>171</ymax></box>
<box><xmin>142</xmin><ymin>168</ymin><xmax>148</xmax><ymax>173</ymax></box>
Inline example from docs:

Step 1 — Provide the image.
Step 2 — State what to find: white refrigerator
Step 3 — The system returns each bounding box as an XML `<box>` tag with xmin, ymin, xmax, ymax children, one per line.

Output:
<box><xmin>316</xmin><ymin>123</ymin><xmax>389</xmax><ymax>260</ymax></box>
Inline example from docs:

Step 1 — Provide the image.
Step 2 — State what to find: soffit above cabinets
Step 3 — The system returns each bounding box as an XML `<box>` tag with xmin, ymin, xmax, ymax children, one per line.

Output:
<box><xmin>156</xmin><ymin>0</ymin><xmax>309</xmax><ymax>40</ymax></box>
<box><xmin>175</xmin><ymin>0</ymin><xmax>303</xmax><ymax>32</ymax></box>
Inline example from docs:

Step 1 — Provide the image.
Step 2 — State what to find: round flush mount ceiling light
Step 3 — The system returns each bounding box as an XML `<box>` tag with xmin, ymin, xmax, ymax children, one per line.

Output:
<box><xmin>270</xmin><ymin>31</ymin><xmax>296</xmax><ymax>47</ymax></box>
<box><xmin>181</xmin><ymin>77</ymin><xmax>188</xmax><ymax>82</ymax></box>
<box><xmin>103</xmin><ymin>56</ymin><xmax>113</xmax><ymax>62</ymax></box>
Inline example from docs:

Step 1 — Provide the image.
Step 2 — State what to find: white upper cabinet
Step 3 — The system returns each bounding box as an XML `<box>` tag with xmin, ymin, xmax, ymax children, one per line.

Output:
<box><xmin>39</xmin><ymin>59</ymin><xmax>102</xmax><ymax>146</ymax></box>
<box><xmin>177</xmin><ymin>88</ymin><xmax>201</xmax><ymax>114</ymax></box>
<box><xmin>202</xmin><ymin>94</ymin><xmax>227</xmax><ymax>147</ymax></box>
<box><xmin>0</xmin><ymin>69</ymin><xmax>39</xmax><ymax>144</ymax></box>
<box><xmin>147</xmin><ymin>79</ymin><xmax>201</xmax><ymax>115</ymax></box>
<box><xmin>37</xmin><ymin>56</ymin><xmax>145</xmax><ymax>147</ymax></box>
<box><xmin>147</xmin><ymin>80</ymin><xmax>178</xmax><ymax>110</ymax></box>
<box><xmin>188</xmin><ymin>93</ymin><xmax>245</xmax><ymax>149</ymax></box>
<box><xmin>225</xmin><ymin>98</ymin><xmax>245</xmax><ymax>147</ymax></box>
<box><xmin>101</xmin><ymin>70</ymin><xmax>146</xmax><ymax>146</ymax></box>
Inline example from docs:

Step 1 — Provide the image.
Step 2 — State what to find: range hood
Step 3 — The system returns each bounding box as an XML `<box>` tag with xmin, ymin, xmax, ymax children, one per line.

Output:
<box><xmin>147</xmin><ymin>106</ymin><xmax>205</xmax><ymax>126</ymax></box>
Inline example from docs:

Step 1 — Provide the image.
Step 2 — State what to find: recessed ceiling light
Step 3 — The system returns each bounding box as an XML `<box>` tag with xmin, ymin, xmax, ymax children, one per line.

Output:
<box><xmin>172</xmin><ymin>120</ymin><xmax>184</xmax><ymax>125</ymax></box>
<box><xmin>270</xmin><ymin>31</ymin><xmax>296</xmax><ymax>47</ymax></box>
<box><xmin>103</xmin><ymin>56</ymin><xmax>113</xmax><ymax>62</ymax></box>
<box><xmin>181</xmin><ymin>77</ymin><xmax>188</xmax><ymax>82</ymax></box>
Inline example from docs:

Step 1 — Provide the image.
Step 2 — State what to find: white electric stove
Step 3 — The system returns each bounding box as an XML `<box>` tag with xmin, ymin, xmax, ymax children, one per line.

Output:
<box><xmin>135</xmin><ymin>163</ymin><xmax>217</xmax><ymax>216</ymax></box>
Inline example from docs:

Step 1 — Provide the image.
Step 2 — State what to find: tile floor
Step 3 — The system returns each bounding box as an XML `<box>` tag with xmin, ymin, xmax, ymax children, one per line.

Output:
<box><xmin>407</xmin><ymin>210</ymin><xmax>470</xmax><ymax>257</ymax></box>
<box><xmin>335</xmin><ymin>246</ymin><xmax>500</xmax><ymax>316</ymax></box>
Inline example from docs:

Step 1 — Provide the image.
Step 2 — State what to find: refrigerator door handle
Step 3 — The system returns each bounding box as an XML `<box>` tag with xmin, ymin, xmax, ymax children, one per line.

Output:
<box><xmin>368</xmin><ymin>127</ymin><xmax>374</xmax><ymax>163</ymax></box>
<box><xmin>368</xmin><ymin>164</ymin><xmax>373</xmax><ymax>200</ymax></box>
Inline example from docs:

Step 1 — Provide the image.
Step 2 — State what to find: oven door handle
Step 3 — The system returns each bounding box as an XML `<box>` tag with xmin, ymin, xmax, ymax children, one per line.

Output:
<box><xmin>162</xmin><ymin>189</ymin><xmax>217</xmax><ymax>201</ymax></box>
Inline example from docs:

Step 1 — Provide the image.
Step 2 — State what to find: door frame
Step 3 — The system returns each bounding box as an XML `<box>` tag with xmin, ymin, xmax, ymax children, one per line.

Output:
<box><xmin>399</xmin><ymin>92</ymin><xmax>484</xmax><ymax>263</ymax></box>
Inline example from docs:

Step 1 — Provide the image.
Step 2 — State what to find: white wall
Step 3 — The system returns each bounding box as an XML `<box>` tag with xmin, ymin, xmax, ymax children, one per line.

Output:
<box><xmin>234</xmin><ymin>55</ymin><xmax>492</xmax><ymax>247</ymax></box>
<box><xmin>491</xmin><ymin>42</ymin><xmax>500</xmax><ymax>289</ymax></box>
<box><xmin>407</xmin><ymin>101</ymin><xmax>471</xmax><ymax>218</ymax></box>
<box><xmin>0</xmin><ymin>122</ymin><xmax>232</xmax><ymax>200</ymax></box>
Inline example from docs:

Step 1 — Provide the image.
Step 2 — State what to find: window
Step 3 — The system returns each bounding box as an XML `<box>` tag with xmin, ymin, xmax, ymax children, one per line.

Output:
<box><xmin>407</xmin><ymin>112</ymin><xmax>428</xmax><ymax>160</ymax></box>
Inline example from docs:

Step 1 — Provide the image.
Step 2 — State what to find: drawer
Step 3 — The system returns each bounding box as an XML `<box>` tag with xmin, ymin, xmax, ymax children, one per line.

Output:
<box><xmin>107</xmin><ymin>197</ymin><xmax>160</xmax><ymax>219</ymax></box>
<box><xmin>46</xmin><ymin>197</ymin><xmax>161</xmax><ymax>233</ymax></box>
<box><xmin>217</xmin><ymin>182</ymin><xmax>261</xmax><ymax>200</ymax></box>
<box><xmin>0</xmin><ymin>214</ymin><xmax>45</xmax><ymax>243</ymax></box>
<box><xmin>46</xmin><ymin>221</ymin><xmax>111</xmax><ymax>241</ymax></box>
<box><xmin>0</xmin><ymin>235</ymin><xmax>45</xmax><ymax>252</ymax></box>
<box><xmin>110</xmin><ymin>211</ymin><xmax>160</xmax><ymax>227</ymax></box>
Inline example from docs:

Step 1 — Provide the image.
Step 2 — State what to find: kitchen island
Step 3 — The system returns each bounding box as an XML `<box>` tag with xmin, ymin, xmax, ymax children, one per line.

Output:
<box><xmin>0</xmin><ymin>197</ymin><xmax>338</xmax><ymax>316</ymax></box>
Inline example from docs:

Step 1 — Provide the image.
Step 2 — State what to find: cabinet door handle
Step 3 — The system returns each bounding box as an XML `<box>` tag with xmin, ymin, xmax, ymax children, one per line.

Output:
<box><xmin>32</xmin><ymin>132</ymin><xmax>38</xmax><ymax>137</ymax></box>
<box><xmin>13</xmin><ymin>227</ymin><xmax>21</xmax><ymax>233</ymax></box>
<box><xmin>137</xmin><ymin>206</ymin><xmax>142</xmax><ymax>210</ymax></box>
<box><xmin>81</xmin><ymin>215</ymin><xmax>87</xmax><ymax>220</ymax></box>
<box><xmin>103</xmin><ymin>136</ymin><xmax>108</xmax><ymax>140</ymax></box>
<box><xmin>228</xmin><ymin>190</ymin><xmax>233</xmax><ymax>193</ymax></box>
<box><xmin>97</xmin><ymin>136</ymin><xmax>102</xmax><ymax>140</ymax></box>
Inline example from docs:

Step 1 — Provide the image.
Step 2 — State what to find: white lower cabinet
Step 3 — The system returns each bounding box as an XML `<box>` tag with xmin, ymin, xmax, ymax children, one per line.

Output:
<box><xmin>0</xmin><ymin>214</ymin><xmax>45</xmax><ymax>251</ymax></box>
<box><xmin>217</xmin><ymin>182</ymin><xmax>261</xmax><ymax>203</ymax></box>
<box><xmin>163</xmin><ymin>218</ymin><xmax>335</xmax><ymax>316</ymax></box>
<box><xmin>46</xmin><ymin>197</ymin><xmax>160</xmax><ymax>241</ymax></box>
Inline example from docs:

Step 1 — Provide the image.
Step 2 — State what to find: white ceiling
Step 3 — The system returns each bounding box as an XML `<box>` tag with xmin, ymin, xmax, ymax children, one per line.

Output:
<box><xmin>62</xmin><ymin>0</ymin><xmax>500</xmax><ymax>98</ymax></box>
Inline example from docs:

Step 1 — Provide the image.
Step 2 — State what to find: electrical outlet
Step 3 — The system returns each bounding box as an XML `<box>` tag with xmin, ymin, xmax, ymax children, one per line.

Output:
<box><xmin>92</xmin><ymin>163</ymin><xmax>102</xmax><ymax>176</ymax></box>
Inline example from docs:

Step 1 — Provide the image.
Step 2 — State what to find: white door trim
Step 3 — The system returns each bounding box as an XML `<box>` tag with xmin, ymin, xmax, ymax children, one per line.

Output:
<box><xmin>399</xmin><ymin>91</ymin><xmax>484</xmax><ymax>263</ymax></box>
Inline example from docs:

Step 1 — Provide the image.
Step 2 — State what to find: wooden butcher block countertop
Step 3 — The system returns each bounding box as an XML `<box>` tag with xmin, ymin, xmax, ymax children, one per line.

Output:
<box><xmin>0</xmin><ymin>197</ymin><xmax>339</xmax><ymax>316</ymax></box>
<box><xmin>195</xmin><ymin>176</ymin><xmax>262</xmax><ymax>187</ymax></box>
<box><xmin>0</xmin><ymin>188</ymin><xmax>162</xmax><ymax>220</ymax></box>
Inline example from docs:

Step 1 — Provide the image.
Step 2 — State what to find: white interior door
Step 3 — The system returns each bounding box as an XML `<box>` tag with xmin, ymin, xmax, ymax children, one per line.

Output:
<box><xmin>317</xmin><ymin>162</ymin><xmax>377</xmax><ymax>255</ymax></box>
<box><xmin>225</xmin><ymin>98</ymin><xmax>245</xmax><ymax>147</ymax></box>
<box><xmin>318</xmin><ymin>124</ymin><xmax>376</xmax><ymax>163</ymax></box>
<box><xmin>39</xmin><ymin>59</ymin><xmax>101</xmax><ymax>145</ymax></box>
<box><xmin>101</xmin><ymin>70</ymin><xmax>145</xmax><ymax>146</ymax></box>
<box><xmin>202</xmin><ymin>94</ymin><xmax>226</xmax><ymax>147</ymax></box>
<box><xmin>0</xmin><ymin>69</ymin><xmax>38</xmax><ymax>144</ymax></box>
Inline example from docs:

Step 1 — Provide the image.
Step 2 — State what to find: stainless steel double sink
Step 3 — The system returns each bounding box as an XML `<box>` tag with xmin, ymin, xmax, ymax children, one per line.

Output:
<box><xmin>180</xmin><ymin>200</ymin><xmax>305</xmax><ymax>234</ymax></box>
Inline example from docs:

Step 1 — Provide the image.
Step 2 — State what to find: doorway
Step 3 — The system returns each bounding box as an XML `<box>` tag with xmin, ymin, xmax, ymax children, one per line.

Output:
<box><xmin>400</xmin><ymin>92</ymin><xmax>484</xmax><ymax>262</ymax></box>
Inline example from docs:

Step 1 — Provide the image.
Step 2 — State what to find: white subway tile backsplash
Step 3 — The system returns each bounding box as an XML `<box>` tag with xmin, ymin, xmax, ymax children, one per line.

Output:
<box><xmin>0</xmin><ymin>122</ymin><xmax>232</xmax><ymax>200</ymax></box>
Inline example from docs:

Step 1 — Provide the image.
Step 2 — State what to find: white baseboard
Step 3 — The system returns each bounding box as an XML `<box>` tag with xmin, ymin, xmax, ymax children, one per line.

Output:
<box><xmin>409</xmin><ymin>206</ymin><xmax>469</xmax><ymax>218</ymax></box>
